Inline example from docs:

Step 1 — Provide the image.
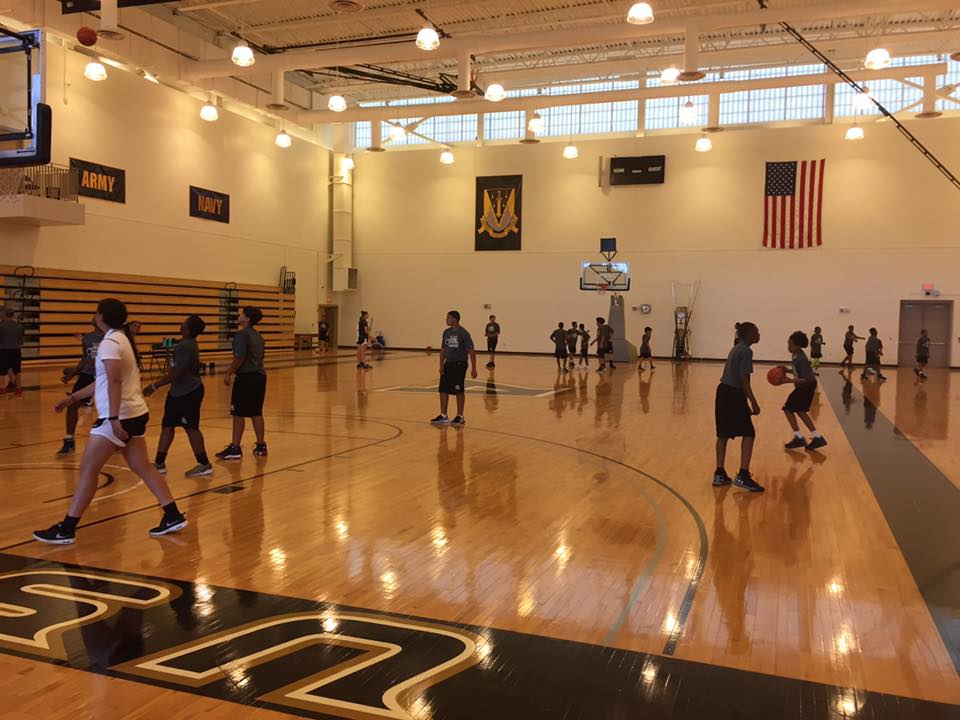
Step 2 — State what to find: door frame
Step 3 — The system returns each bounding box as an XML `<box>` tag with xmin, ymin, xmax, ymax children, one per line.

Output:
<box><xmin>317</xmin><ymin>304</ymin><xmax>339</xmax><ymax>349</ymax></box>
<box><xmin>897</xmin><ymin>299</ymin><xmax>952</xmax><ymax>368</ymax></box>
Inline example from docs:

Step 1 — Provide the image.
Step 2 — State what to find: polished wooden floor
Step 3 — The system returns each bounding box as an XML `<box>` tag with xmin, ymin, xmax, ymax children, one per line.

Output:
<box><xmin>1</xmin><ymin>351</ymin><xmax>958</xmax><ymax>716</ymax></box>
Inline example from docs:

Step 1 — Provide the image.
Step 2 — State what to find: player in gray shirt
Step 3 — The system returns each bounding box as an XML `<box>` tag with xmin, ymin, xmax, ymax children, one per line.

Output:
<box><xmin>781</xmin><ymin>331</ymin><xmax>827</xmax><ymax>451</ymax></box>
<box><xmin>714</xmin><ymin>321</ymin><xmax>763</xmax><ymax>492</ymax></box>
<box><xmin>862</xmin><ymin>327</ymin><xmax>887</xmax><ymax>382</ymax></box>
<box><xmin>431</xmin><ymin>310</ymin><xmax>477</xmax><ymax>426</ymax></box>
<box><xmin>218</xmin><ymin>306</ymin><xmax>268</xmax><ymax>459</ymax></box>
<box><xmin>0</xmin><ymin>307</ymin><xmax>24</xmax><ymax>395</ymax></box>
<box><xmin>144</xmin><ymin>315</ymin><xmax>213</xmax><ymax>478</ymax></box>
<box><xmin>57</xmin><ymin>318</ymin><xmax>104</xmax><ymax>456</ymax></box>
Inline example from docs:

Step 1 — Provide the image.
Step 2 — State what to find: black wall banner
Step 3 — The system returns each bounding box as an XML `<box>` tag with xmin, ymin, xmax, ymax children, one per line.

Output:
<box><xmin>70</xmin><ymin>158</ymin><xmax>126</xmax><ymax>203</ymax></box>
<box><xmin>189</xmin><ymin>185</ymin><xmax>230</xmax><ymax>224</ymax></box>
<box><xmin>475</xmin><ymin>175</ymin><xmax>522</xmax><ymax>251</ymax></box>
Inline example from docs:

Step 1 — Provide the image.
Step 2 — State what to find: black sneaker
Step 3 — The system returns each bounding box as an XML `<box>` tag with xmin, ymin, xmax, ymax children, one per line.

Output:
<box><xmin>33</xmin><ymin>522</ymin><xmax>76</xmax><ymax>545</ymax></box>
<box><xmin>712</xmin><ymin>469</ymin><xmax>732</xmax><ymax>487</ymax></box>
<box><xmin>154</xmin><ymin>462</ymin><xmax>167</xmax><ymax>475</ymax></box>
<box><xmin>431</xmin><ymin>414</ymin><xmax>449</xmax><ymax>424</ymax></box>
<box><xmin>450</xmin><ymin>415</ymin><xmax>465</xmax><ymax>426</ymax></box>
<box><xmin>486</xmin><ymin>361</ymin><xmax>495</xmax><ymax>368</ymax></box>
<box><xmin>253</xmin><ymin>442</ymin><xmax>268</xmax><ymax>457</ymax></box>
<box><xmin>149</xmin><ymin>513</ymin><xmax>188</xmax><ymax>537</ymax></box>
<box><xmin>215</xmin><ymin>444</ymin><xmax>243</xmax><ymax>460</ymax></box>
<box><xmin>56</xmin><ymin>438</ymin><xmax>75</xmax><ymax>456</ymax></box>
<box><xmin>734</xmin><ymin>471</ymin><xmax>765</xmax><ymax>493</ymax></box>
<box><xmin>784</xmin><ymin>437</ymin><xmax>806</xmax><ymax>450</ymax></box>
<box><xmin>913</xmin><ymin>368</ymin><xmax>920</xmax><ymax>376</ymax></box>
<box><xmin>806</xmin><ymin>436</ymin><xmax>828</xmax><ymax>451</ymax></box>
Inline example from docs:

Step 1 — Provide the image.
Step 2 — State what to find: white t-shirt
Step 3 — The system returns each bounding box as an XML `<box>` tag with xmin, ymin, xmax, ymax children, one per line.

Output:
<box><xmin>94</xmin><ymin>329</ymin><xmax>149</xmax><ymax>420</ymax></box>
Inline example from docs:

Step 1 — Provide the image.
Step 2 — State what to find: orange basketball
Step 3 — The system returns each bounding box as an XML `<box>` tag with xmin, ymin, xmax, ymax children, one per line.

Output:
<box><xmin>77</xmin><ymin>26</ymin><xmax>98</xmax><ymax>47</ymax></box>
<box><xmin>767</xmin><ymin>366</ymin><xmax>787</xmax><ymax>386</ymax></box>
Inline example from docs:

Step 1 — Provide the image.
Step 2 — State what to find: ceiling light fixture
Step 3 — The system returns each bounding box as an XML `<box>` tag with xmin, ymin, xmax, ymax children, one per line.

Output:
<box><xmin>695</xmin><ymin>133</ymin><xmax>713</xmax><ymax>152</ymax></box>
<box><xmin>416</xmin><ymin>26</ymin><xmax>440</xmax><ymax>51</ymax></box>
<box><xmin>845</xmin><ymin>123</ymin><xmax>864</xmax><ymax>141</ymax></box>
<box><xmin>83</xmin><ymin>61</ymin><xmax>107</xmax><ymax>82</ymax></box>
<box><xmin>389</xmin><ymin>124</ymin><xmax>406</xmax><ymax>142</ymax></box>
<box><xmin>660</xmin><ymin>66</ymin><xmax>680</xmax><ymax>85</ymax></box>
<box><xmin>200</xmin><ymin>99</ymin><xmax>219</xmax><ymax>122</ymax></box>
<box><xmin>679</xmin><ymin>100</ymin><xmax>697</xmax><ymax>125</ymax></box>
<box><xmin>864</xmin><ymin>48</ymin><xmax>891</xmax><ymax>70</ymax></box>
<box><xmin>626</xmin><ymin>2</ymin><xmax>654</xmax><ymax>25</ymax></box>
<box><xmin>440</xmin><ymin>148</ymin><xmax>455</xmax><ymax>165</ymax></box>
<box><xmin>562</xmin><ymin>142</ymin><xmax>578</xmax><ymax>159</ymax></box>
<box><xmin>528</xmin><ymin>111</ymin><xmax>544</xmax><ymax>134</ymax></box>
<box><xmin>231</xmin><ymin>40</ymin><xmax>255</xmax><ymax>67</ymax></box>
<box><xmin>484</xmin><ymin>83</ymin><xmax>506</xmax><ymax>102</ymax></box>
<box><xmin>275</xmin><ymin>129</ymin><xmax>292</xmax><ymax>148</ymax></box>
<box><xmin>328</xmin><ymin>94</ymin><xmax>347</xmax><ymax>112</ymax></box>
<box><xmin>853</xmin><ymin>86</ymin><xmax>872</xmax><ymax>112</ymax></box>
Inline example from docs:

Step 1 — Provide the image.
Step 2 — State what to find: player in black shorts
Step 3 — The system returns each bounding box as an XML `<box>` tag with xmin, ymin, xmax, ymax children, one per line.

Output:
<box><xmin>550</xmin><ymin>322</ymin><xmax>568</xmax><ymax>371</ymax></box>
<box><xmin>144</xmin><ymin>315</ymin><xmax>213</xmax><ymax>477</ymax></box>
<box><xmin>780</xmin><ymin>331</ymin><xmax>827</xmax><ymax>452</ymax></box>
<box><xmin>431</xmin><ymin>311</ymin><xmax>477</xmax><ymax>426</ymax></box>
<box><xmin>566</xmin><ymin>321</ymin><xmax>580</xmax><ymax>370</ymax></box>
<box><xmin>713</xmin><ymin>321</ymin><xmax>763</xmax><ymax>492</ymax></box>
<box><xmin>914</xmin><ymin>329</ymin><xmax>930</xmax><ymax>379</ymax></box>
<box><xmin>217</xmin><ymin>306</ymin><xmax>267</xmax><ymax>460</ymax></box>
<box><xmin>356</xmin><ymin>310</ymin><xmax>372</xmax><ymax>369</ymax></box>
<box><xmin>57</xmin><ymin>317</ymin><xmax>103</xmax><ymax>456</ymax></box>
<box><xmin>0</xmin><ymin>307</ymin><xmax>24</xmax><ymax>396</ymax></box>
<box><xmin>841</xmin><ymin>325</ymin><xmax>863</xmax><ymax>371</ymax></box>
<box><xmin>577</xmin><ymin>323</ymin><xmax>590</xmax><ymax>368</ymax></box>
<box><xmin>484</xmin><ymin>315</ymin><xmax>500</xmax><ymax>368</ymax></box>
<box><xmin>592</xmin><ymin>317</ymin><xmax>614</xmax><ymax>371</ymax></box>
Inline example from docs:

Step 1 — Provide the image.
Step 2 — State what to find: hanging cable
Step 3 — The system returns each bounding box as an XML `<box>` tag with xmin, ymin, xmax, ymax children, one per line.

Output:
<box><xmin>756</xmin><ymin>0</ymin><xmax>960</xmax><ymax>192</ymax></box>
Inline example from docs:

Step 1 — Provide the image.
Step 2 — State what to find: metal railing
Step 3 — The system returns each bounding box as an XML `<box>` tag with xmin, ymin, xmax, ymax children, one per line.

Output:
<box><xmin>0</xmin><ymin>164</ymin><xmax>79</xmax><ymax>202</ymax></box>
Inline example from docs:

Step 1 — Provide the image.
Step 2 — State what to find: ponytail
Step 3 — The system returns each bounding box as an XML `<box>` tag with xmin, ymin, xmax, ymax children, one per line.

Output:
<box><xmin>123</xmin><ymin>323</ymin><xmax>141</xmax><ymax>367</ymax></box>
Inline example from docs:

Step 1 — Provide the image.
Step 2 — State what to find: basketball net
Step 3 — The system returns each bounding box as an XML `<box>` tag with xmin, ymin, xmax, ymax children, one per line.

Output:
<box><xmin>598</xmin><ymin>282</ymin><xmax>610</xmax><ymax>297</ymax></box>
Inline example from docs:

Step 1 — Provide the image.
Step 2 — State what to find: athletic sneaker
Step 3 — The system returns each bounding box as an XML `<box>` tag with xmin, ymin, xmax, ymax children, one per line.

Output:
<box><xmin>33</xmin><ymin>522</ymin><xmax>76</xmax><ymax>545</ymax></box>
<box><xmin>215</xmin><ymin>444</ymin><xmax>243</xmax><ymax>460</ymax></box>
<box><xmin>913</xmin><ymin>368</ymin><xmax>920</xmax><ymax>376</ymax></box>
<box><xmin>56</xmin><ymin>438</ymin><xmax>75</xmax><ymax>456</ymax></box>
<box><xmin>356</xmin><ymin>363</ymin><xmax>363</xmax><ymax>368</ymax></box>
<box><xmin>450</xmin><ymin>415</ymin><xmax>465</xmax><ymax>426</ymax></box>
<box><xmin>184</xmin><ymin>463</ymin><xmax>213</xmax><ymax>478</ymax></box>
<box><xmin>362</xmin><ymin>363</ymin><xmax>373</xmax><ymax>369</ymax></box>
<box><xmin>712</xmin><ymin>469</ymin><xmax>732</xmax><ymax>487</ymax></box>
<box><xmin>149</xmin><ymin>513</ymin><xmax>188</xmax><ymax>537</ymax></box>
<box><xmin>431</xmin><ymin>414</ymin><xmax>449</xmax><ymax>424</ymax></box>
<box><xmin>154</xmin><ymin>462</ymin><xmax>167</xmax><ymax>475</ymax></box>
<box><xmin>253</xmin><ymin>442</ymin><xmax>268</xmax><ymax>457</ymax></box>
<box><xmin>733</xmin><ymin>470</ymin><xmax>765</xmax><ymax>493</ymax></box>
<box><xmin>784</xmin><ymin>437</ymin><xmax>806</xmax><ymax>450</ymax></box>
<box><xmin>806</xmin><ymin>436</ymin><xmax>828</xmax><ymax>451</ymax></box>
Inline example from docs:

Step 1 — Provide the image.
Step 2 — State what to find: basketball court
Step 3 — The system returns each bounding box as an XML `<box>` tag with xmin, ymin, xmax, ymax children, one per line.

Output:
<box><xmin>1</xmin><ymin>1</ymin><xmax>960</xmax><ymax>718</ymax></box>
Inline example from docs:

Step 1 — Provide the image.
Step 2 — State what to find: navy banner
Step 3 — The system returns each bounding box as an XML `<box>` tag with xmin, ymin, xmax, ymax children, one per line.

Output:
<box><xmin>189</xmin><ymin>185</ymin><xmax>230</xmax><ymax>223</ymax></box>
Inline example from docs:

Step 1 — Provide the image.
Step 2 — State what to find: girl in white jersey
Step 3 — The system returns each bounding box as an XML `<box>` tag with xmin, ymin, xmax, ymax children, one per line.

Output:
<box><xmin>33</xmin><ymin>298</ymin><xmax>187</xmax><ymax>544</ymax></box>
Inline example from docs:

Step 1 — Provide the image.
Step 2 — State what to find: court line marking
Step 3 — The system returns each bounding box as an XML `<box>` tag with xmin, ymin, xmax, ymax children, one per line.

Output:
<box><xmin>0</xmin><ymin>463</ymin><xmax>142</xmax><ymax>504</ymax></box>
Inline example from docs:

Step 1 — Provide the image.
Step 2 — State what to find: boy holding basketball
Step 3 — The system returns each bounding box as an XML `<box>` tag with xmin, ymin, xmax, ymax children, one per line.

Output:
<box><xmin>780</xmin><ymin>331</ymin><xmax>827</xmax><ymax>451</ymax></box>
<box><xmin>713</xmin><ymin>321</ymin><xmax>763</xmax><ymax>492</ymax></box>
<box><xmin>550</xmin><ymin>322</ymin><xmax>568</xmax><ymax>371</ymax></box>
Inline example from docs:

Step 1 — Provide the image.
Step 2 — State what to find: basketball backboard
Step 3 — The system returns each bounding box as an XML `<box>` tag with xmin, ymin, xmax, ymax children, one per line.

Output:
<box><xmin>0</xmin><ymin>27</ymin><xmax>49</xmax><ymax>167</ymax></box>
<box><xmin>580</xmin><ymin>261</ymin><xmax>631</xmax><ymax>292</ymax></box>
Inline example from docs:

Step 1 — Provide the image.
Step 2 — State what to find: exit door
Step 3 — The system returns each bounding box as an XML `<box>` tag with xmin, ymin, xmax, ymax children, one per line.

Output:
<box><xmin>898</xmin><ymin>300</ymin><xmax>952</xmax><ymax>367</ymax></box>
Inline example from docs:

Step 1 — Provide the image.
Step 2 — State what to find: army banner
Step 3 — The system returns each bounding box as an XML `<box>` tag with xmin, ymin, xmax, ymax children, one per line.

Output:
<box><xmin>189</xmin><ymin>185</ymin><xmax>230</xmax><ymax>223</ymax></box>
<box><xmin>70</xmin><ymin>158</ymin><xmax>126</xmax><ymax>203</ymax></box>
<box><xmin>475</xmin><ymin>175</ymin><xmax>522</xmax><ymax>251</ymax></box>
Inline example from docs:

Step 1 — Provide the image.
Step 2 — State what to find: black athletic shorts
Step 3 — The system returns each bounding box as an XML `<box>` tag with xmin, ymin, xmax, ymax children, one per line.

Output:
<box><xmin>92</xmin><ymin>413</ymin><xmax>149</xmax><ymax>438</ymax></box>
<box><xmin>439</xmin><ymin>360</ymin><xmax>468</xmax><ymax>395</ymax></box>
<box><xmin>865</xmin><ymin>351</ymin><xmax>880</xmax><ymax>366</ymax></box>
<box><xmin>640</xmin><ymin>349</ymin><xmax>652</xmax><ymax>359</ymax></box>
<box><xmin>72</xmin><ymin>372</ymin><xmax>95</xmax><ymax>394</ymax></box>
<box><xmin>580</xmin><ymin>346</ymin><xmax>589</xmax><ymax>358</ymax></box>
<box><xmin>811</xmin><ymin>351</ymin><xmax>822</xmax><ymax>359</ymax></box>
<box><xmin>566</xmin><ymin>342</ymin><xmax>578</xmax><ymax>355</ymax></box>
<box><xmin>783</xmin><ymin>383</ymin><xmax>816</xmax><ymax>413</ymax></box>
<box><xmin>715</xmin><ymin>383</ymin><xmax>755</xmax><ymax>439</ymax></box>
<box><xmin>0</xmin><ymin>349</ymin><xmax>22</xmax><ymax>374</ymax></box>
<box><xmin>554</xmin><ymin>348</ymin><xmax>569</xmax><ymax>359</ymax></box>
<box><xmin>487</xmin><ymin>337</ymin><xmax>498</xmax><ymax>352</ymax></box>
<box><xmin>231</xmin><ymin>372</ymin><xmax>267</xmax><ymax>417</ymax></box>
<box><xmin>843</xmin><ymin>343</ymin><xmax>854</xmax><ymax>356</ymax></box>
<box><xmin>597</xmin><ymin>344</ymin><xmax>610</xmax><ymax>359</ymax></box>
<box><xmin>163</xmin><ymin>385</ymin><xmax>205</xmax><ymax>429</ymax></box>
<box><xmin>916</xmin><ymin>354</ymin><xmax>929</xmax><ymax>365</ymax></box>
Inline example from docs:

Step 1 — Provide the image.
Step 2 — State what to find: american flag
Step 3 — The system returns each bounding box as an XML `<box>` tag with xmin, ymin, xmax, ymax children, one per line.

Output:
<box><xmin>763</xmin><ymin>160</ymin><xmax>825</xmax><ymax>248</ymax></box>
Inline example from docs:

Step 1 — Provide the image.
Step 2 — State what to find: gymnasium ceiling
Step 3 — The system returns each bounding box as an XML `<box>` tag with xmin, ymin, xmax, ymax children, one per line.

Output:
<box><xmin>166</xmin><ymin>0</ymin><xmax>960</xmax><ymax>102</ymax></box>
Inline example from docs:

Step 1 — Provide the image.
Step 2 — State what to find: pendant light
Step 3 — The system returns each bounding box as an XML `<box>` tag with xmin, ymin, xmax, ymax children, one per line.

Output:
<box><xmin>695</xmin><ymin>133</ymin><xmax>712</xmax><ymax>152</ymax></box>
<box><xmin>389</xmin><ymin>124</ymin><xmax>406</xmax><ymax>142</ymax></box>
<box><xmin>440</xmin><ymin>148</ymin><xmax>455</xmax><ymax>165</ymax></box>
<box><xmin>845</xmin><ymin>123</ymin><xmax>864</xmax><ymax>141</ymax></box>
<box><xmin>528</xmin><ymin>111</ymin><xmax>544</xmax><ymax>135</ymax></box>
<box><xmin>626</xmin><ymin>2</ymin><xmax>655</xmax><ymax>25</ymax></box>
<box><xmin>562</xmin><ymin>142</ymin><xmax>578</xmax><ymax>159</ymax></box>
<box><xmin>84</xmin><ymin>61</ymin><xmax>107</xmax><ymax>82</ymax></box>
<box><xmin>852</xmin><ymin>87</ymin><xmax>872</xmax><ymax>112</ymax></box>
<box><xmin>416</xmin><ymin>26</ymin><xmax>440</xmax><ymax>50</ymax></box>
<box><xmin>200</xmin><ymin>99</ymin><xmax>219</xmax><ymax>122</ymax></box>
<box><xmin>275</xmin><ymin>129</ymin><xmax>292</xmax><ymax>148</ymax></box>
<box><xmin>484</xmin><ymin>83</ymin><xmax>506</xmax><ymax>102</ymax></box>
<box><xmin>231</xmin><ymin>40</ymin><xmax>255</xmax><ymax>67</ymax></box>
<box><xmin>679</xmin><ymin>100</ymin><xmax>697</xmax><ymax>125</ymax></box>
<box><xmin>328</xmin><ymin>94</ymin><xmax>347</xmax><ymax>112</ymax></box>
<box><xmin>864</xmin><ymin>48</ymin><xmax>891</xmax><ymax>70</ymax></box>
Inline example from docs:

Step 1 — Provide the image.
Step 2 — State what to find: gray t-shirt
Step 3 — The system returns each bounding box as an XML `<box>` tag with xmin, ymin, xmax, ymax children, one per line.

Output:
<box><xmin>550</xmin><ymin>329</ymin><xmax>567</xmax><ymax>351</ymax></box>
<box><xmin>810</xmin><ymin>333</ymin><xmax>823</xmax><ymax>355</ymax></box>
<box><xmin>640</xmin><ymin>332</ymin><xmax>652</xmax><ymax>353</ymax></box>
<box><xmin>485</xmin><ymin>322</ymin><xmax>500</xmax><ymax>336</ymax></box>
<box><xmin>442</xmin><ymin>326</ymin><xmax>474</xmax><ymax>363</ymax></box>
<box><xmin>844</xmin><ymin>330</ymin><xmax>856</xmax><ymax>348</ymax></box>
<box><xmin>792</xmin><ymin>350</ymin><xmax>816</xmax><ymax>386</ymax></box>
<box><xmin>170</xmin><ymin>337</ymin><xmax>203</xmax><ymax>397</ymax></box>
<box><xmin>597</xmin><ymin>325</ymin><xmax>613</xmax><ymax>347</ymax></box>
<box><xmin>720</xmin><ymin>343</ymin><xmax>754</xmax><ymax>391</ymax></box>
<box><xmin>916</xmin><ymin>336</ymin><xmax>930</xmax><ymax>357</ymax></box>
<box><xmin>865</xmin><ymin>337</ymin><xmax>882</xmax><ymax>356</ymax></box>
<box><xmin>233</xmin><ymin>327</ymin><xmax>266</xmax><ymax>374</ymax></box>
<box><xmin>0</xmin><ymin>320</ymin><xmax>24</xmax><ymax>350</ymax></box>
<box><xmin>80</xmin><ymin>330</ymin><xmax>104</xmax><ymax>375</ymax></box>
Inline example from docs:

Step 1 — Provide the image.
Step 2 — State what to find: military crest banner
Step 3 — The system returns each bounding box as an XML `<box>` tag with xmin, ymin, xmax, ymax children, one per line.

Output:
<box><xmin>475</xmin><ymin>175</ymin><xmax>522</xmax><ymax>251</ymax></box>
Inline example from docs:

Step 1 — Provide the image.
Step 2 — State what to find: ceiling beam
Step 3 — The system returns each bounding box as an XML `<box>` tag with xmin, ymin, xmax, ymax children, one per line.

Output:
<box><xmin>184</xmin><ymin>0</ymin><xmax>960</xmax><ymax>80</ymax></box>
